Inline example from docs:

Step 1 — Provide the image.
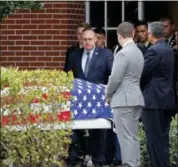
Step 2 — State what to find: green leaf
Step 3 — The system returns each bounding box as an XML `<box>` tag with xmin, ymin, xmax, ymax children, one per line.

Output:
<box><xmin>0</xmin><ymin>1</ymin><xmax>43</xmax><ymax>21</ymax></box>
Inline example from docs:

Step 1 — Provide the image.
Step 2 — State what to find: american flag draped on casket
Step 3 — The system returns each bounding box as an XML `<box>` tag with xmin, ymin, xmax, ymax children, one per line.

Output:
<box><xmin>71</xmin><ymin>79</ymin><xmax>113</xmax><ymax>120</ymax></box>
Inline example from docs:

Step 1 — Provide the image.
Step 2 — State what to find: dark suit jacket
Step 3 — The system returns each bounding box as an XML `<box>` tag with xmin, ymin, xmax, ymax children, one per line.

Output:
<box><xmin>113</xmin><ymin>42</ymin><xmax>147</xmax><ymax>55</ymax></box>
<box><xmin>64</xmin><ymin>43</ymin><xmax>80</xmax><ymax>72</ymax></box>
<box><xmin>146</xmin><ymin>42</ymin><xmax>152</xmax><ymax>50</ymax></box>
<box><xmin>167</xmin><ymin>34</ymin><xmax>176</xmax><ymax>48</ymax></box>
<box><xmin>68</xmin><ymin>47</ymin><xmax>113</xmax><ymax>85</ymax></box>
<box><xmin>142</xmin><ymin>39</ymin><xmax>175</xmax><ymax>109</ymax></box>
<box><xmin>138</xmin><ymin>42</ymin><xmax>152</xmax><ymax>90</ymax></box>
<box><xmin>166</xmin><ymin>35</ymin><xmax>177</xmax><ymax>89</ymax></box>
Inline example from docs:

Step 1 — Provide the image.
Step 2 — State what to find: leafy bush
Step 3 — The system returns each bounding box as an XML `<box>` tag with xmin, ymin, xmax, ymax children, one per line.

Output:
<box><xmin>0</xmin><ymin>67</ymin><xmax>74</xmax><ymax>167</ymax></box>
<box><xmin>169</xmin><ymin>116</ymin><xmax>178</xmax><ymax>166</ymax></box>
<box><xmin>0</xmin><ymin>1</ymin><xmax>43</xmax><ymax>21</ymax></box>
<box><xmin>139</xmin><ymin>115</ymin><xmax>178</xmax><ymax>167</ymax></box>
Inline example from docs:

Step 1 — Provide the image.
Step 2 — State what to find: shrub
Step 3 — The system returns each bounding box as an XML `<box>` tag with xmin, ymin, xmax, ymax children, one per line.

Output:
<box><xmin>139</xmin><ymin>115</ymin><xmax>178</xmax><ymax>167</ymax></box>
<box><xmin>0</xmin><ymin>67</ymin><xmax>74</xmax><ymax>167</ymax></box>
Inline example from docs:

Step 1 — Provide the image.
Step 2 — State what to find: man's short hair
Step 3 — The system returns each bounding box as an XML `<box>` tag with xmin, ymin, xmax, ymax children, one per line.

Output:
<box><xmin>160</xmin><ymin>16</ymin><xmax>174</xmax><ymax>25</ymax></box>
<box><xmin>148</xmin><ymin>21</ymin><xmax>164</xmax><ymax>38</ymax></box>
<box><xmin>82</xmin><ymin>27</ymin><xmax>95</xmax><ymax>34</ymax></box>
<box><xmin>77</xmin><ymin>22</ymin><xmax>91</xmax><ymax>29</ymax></box>
<box><xmin>117</xmin><ymin>22</ymin><xmax>134</xmax><ymax>38</ymax></box>
<box><xmin>135</xmin><ymin>20</ymin><xmax>148</xmax><ymax>28</ymax></box>
<box><xmin>94</xmin><ymin>27</ymin><xmax>106</xmax><ymax>36</ymax></box>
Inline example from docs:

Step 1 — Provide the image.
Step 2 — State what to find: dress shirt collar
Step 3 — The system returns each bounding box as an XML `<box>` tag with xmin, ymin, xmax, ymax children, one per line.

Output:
<box><xmin>84</xmin><ymin>47</ymin><xmax>95</xmax><ymax>56</ymax></box>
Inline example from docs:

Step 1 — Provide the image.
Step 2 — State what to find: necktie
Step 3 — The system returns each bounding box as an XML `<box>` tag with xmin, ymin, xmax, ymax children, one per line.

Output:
<box><xmin>84</xmin><ymin>52</ymin><xmax>91</xmax><ymax>77</ymax></box>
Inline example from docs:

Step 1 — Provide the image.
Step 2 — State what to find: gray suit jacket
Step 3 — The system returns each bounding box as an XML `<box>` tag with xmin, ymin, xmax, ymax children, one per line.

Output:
<box><xmin>105</xmin><ymin>42</ymin><xmax>145</xmax><ymax>108</ymax></box>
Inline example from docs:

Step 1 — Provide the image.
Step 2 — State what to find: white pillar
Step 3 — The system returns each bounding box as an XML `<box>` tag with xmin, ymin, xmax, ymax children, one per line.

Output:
<box><xmin>104</xmin><ymin>1</ymin><xmax>108</xmax><ymax>47</ymax></box>
<box><xmin>85</xmin><ymin>1</ymin><xmax>90</xmax><ymax>23</ymax></box>
<box><xmin>138</xmin><ymin>1</ymin><xmax>144</xmax><ymax>20</ymax></box>
<box><xmin>122</xmin><ymin>1</ymin><xmax>125</xmax><ymax>21</ymax></box>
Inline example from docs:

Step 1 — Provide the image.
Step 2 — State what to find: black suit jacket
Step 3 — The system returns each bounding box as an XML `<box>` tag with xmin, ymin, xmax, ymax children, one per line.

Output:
<box><xmin>64</xmin><ymin>43</ymin><xmax>80</xmax><ymax>72</ymax></box>
<box><xmin>166</xmin><ymin>35</ymin><xmax>177</xmax><ymax>89</ymax></box>
<box><xmin>142</xmin><ymin>39</ymin><xmax>175</xmax><ymax>109</ymax></box>
<box><xmin>166</xmin><ymin>34</ymin><xmax>176</xmax><ymax>48</ymax></box>
<box><xmin>113</xmin><ymin>42</ymin><xmax>147</xmax><ymax>55</ymax></box>
<box><xmin>68</xmin><ymin>47</ymin><xmax>113</xmax><ymax>85</ymax></box>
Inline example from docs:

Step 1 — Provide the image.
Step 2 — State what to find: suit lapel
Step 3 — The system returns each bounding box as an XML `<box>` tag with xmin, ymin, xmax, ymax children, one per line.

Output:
<box><xmin>78</xmin><ymin>48</ymin><xmax>85</xmax><ymax>76</ymax></box>
<box><xmin>87</xmin><ymin>47</ymin><xmax>99</xmax><ymax>75</ymax></box>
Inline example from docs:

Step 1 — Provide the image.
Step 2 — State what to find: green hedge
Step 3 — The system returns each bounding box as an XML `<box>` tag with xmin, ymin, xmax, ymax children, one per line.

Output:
<box><xmin>139</xmin><ymin>115</ymin><xmax>178</xmax><ymax>167</ymax></box>
<box><xmin>1</xmin><ymin>67</ymin><xmax>74</xmax><ymax>167</ymax></box>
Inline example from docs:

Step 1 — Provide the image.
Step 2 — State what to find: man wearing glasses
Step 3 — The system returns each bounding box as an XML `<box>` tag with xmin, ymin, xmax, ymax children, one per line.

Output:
<box><xmin>64</xmin><ymin>22</ymin><xmax>91</xmax><ymax>72</ymax></box>
<box><xmin>68</xmin><ymin>28</ymin><xmax>113</xmax><ymax>167</ymax></box>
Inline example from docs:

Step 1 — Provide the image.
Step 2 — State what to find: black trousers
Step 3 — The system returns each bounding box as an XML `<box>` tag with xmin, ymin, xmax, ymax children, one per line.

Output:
<box><xmin>88</xmin><ymin>129</ymin><xmax>107</xmax><ymax>165</ymax></box>
<box><xmin>68</xmin><ymin>129</ymin><xmax>107</xmax><ymax>165</ymax></box>
<box><xmin>142</xmin><ymin>109</ymin><xmax>171</xmax><ymax>167</ymax></box>
<box><xmin>68</xmin><ymin>130</ymin><xmax>86</xmax><ymax>164</ymax></box>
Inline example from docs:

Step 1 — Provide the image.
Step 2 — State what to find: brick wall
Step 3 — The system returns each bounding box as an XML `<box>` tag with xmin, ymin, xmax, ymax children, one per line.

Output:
<box><xmin>0</xmin><ymin>2</ymin><xmax>85</xmax><ymax>69</ymax></box>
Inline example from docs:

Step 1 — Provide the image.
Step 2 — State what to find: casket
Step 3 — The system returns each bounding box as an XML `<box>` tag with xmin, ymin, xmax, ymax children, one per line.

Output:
<box><xmin>1</xmin><ymin>79</ymin><xmax>113</xmax><ymax>130</ymax></box>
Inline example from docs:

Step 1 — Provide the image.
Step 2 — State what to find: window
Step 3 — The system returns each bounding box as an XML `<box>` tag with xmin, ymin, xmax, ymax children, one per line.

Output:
<box><xmin>107</xmin><ymin>2</ymin><xmax>122</xmax><ymax>27</ymax></box>
<box><xmin>90</xmin><ymin>1</ymin><xmax>104</xmax><ymax>27</ymax></box>
<box><xmin>107</xmin><ymin>30</ymin><xmax>117</xmax><ymax>50</ymax></box>
<box><xmin>88</xmin><ymin>1</ymin><xmax>122</xmax><ymax>49</ymax></box>
<box><xmin>86</xmin><ymin>1</ymin><xmax>140</xmax><ymax>49</ymax></box>
<box><xmin>125</xmin><ymin>1</ymin><xmax>138</xmax><ymax>23</ymax></box>
<box><xmin>144</xmin><ymin>1</ymin><xmax>169</xmax><ymax>21</ymax></box>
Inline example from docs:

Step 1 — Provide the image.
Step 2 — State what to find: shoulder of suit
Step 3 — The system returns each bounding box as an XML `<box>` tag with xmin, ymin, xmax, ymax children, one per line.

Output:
<box><xmin>114</xmin><ymin>50</ymin><xmax>129</xmax><ymax>64</ymax></box>
<box><xmin>147</xmin><ymin>44</ymin><xmax>156</xmax><ymax>52</ymax></box>
<box><xmin>67</xmin><ymin>43</ymin><xmax>80</xmax><ymax>51</ymax></box>
<box><xmin>115</xmin><ymin>49</ymin><xmax>126</xmax><ymax>57</ymax></box>
<box><xmin>69</xmin><ymin>46</ymin><xmax>83</xmax><ymax>57</ymax></box>
<box><xmin>97</xmin><ymin>47</ymin><xmax>113</xmax><ymax>54</ymax></box>
<box><xmin>122</xmin><ymin>43</ymin><xmax>143</xmax><ymax>56</ymax></box>
<box><xmin>149</xmin><ymin>42</ymin><xmax>173</xmax><ymax>55</ymax></box>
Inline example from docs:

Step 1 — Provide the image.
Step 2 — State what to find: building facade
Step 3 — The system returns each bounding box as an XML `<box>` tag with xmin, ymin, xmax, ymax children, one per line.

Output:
<box><xmin>0</xmin><ymin>2</ymin><xmax>85</xmax><ymax>69</ymax></box>
<box><xmin>1</xmin><ymin>1</ymin><xmax>178</xmax><ymax>69</ymax></box>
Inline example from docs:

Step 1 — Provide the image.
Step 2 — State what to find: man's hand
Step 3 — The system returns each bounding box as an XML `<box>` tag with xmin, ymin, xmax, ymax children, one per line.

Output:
<box><xmin>105</xmin><ymin>98</ymin><xmax>111</xmax><ymax>105</ymax></box>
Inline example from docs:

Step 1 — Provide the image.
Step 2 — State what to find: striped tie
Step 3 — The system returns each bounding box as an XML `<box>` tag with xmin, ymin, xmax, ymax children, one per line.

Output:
<box><xmin>84</xmin><ymin>52</ymin><xmax>91</xmax><ymax>77</ymax></box>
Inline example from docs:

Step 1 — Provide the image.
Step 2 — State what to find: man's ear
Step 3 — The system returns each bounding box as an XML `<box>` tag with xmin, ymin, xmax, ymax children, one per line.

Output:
<box><xmin>117</xmin><ymin>33</ymin><xmax>122</xmax><ymax>40</ymax></box>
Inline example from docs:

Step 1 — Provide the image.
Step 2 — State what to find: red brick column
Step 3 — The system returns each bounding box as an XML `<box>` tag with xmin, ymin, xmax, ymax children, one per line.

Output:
<box><xmin>0</xmin><ymin>2</ymin><xmax>85</xmax><ymax>69</ymax></box>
